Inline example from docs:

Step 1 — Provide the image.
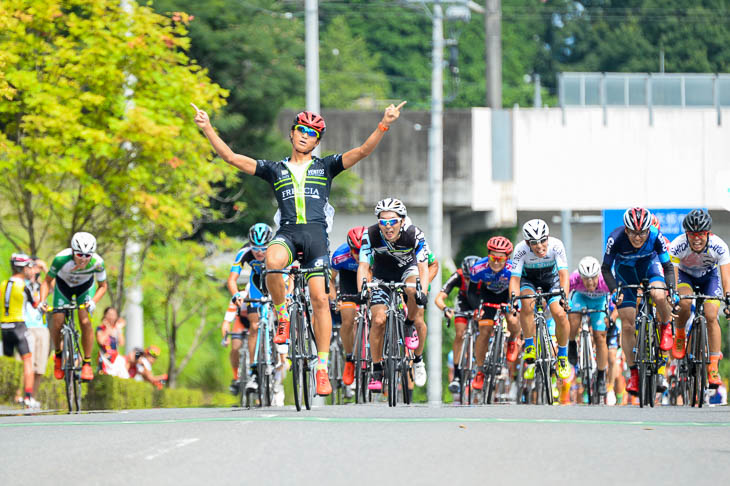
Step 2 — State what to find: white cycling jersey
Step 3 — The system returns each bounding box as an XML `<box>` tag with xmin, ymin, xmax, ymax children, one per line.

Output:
<box><xmin>48</xmin><ymin>248</ymin><xmax>107</xmax><ymax>287</ymax></box>
<box><xmin>668</xmin><ymin>233</ymin><xmax>730</xmax><ymax>278</ymax></box>
<box><xmin>511</xmin><ymin>237</ymin><xmax>568</xmax><ymax>280</ymax></box>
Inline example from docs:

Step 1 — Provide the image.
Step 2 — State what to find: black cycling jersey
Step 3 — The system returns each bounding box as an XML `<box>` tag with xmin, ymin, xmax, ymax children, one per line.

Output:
<box><xmin>254</xmin><ymin>154</ymin><xmax>345</xmax><ymax>227</ymax></box>
<box><xmin>360</xmin><ymin>223</ymin><xmax>428</xmax><ymax>280</ymax></box>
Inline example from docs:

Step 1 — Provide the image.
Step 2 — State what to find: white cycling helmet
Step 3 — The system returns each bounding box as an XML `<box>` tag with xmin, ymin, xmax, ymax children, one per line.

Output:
<box><xmin>577</xmin><ymin>256</ymin><xmax>601</xmax><ymax>278</ymax></box>
<box><xmin>71</xmin><ymin>232</ymin><xmax>97</xmax><ymax>254</ymax></box>
<box><xmin>522</xmin><ymin>219</ymin><xmax>549</xmax><ymax>242</ymax></box>
<box><xmin>374</xmin><ymin>197</ymin><xmax>407</xmax><ymax>217</ymax></box>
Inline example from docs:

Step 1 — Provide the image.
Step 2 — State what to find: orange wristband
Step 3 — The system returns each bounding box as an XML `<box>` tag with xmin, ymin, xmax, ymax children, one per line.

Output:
<box><xmin>378</xmin><ymin>122</ymin><xmax>389</xmax><ymax>132</ymax></box>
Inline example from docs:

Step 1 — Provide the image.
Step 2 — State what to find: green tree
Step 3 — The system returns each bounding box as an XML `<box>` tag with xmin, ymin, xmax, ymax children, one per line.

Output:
<box><xmin>141</xmin><ymin>240</ymin><xmax>229</xmax><ymax>389</ymax></box>
<box><xmin>0</xmin><ymin>1</ymin><xmax>228</xmax><ymax>276</ymax></box>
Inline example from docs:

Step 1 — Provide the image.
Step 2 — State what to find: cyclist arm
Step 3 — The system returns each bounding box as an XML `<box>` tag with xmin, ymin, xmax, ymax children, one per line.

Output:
<box><xmin>342</xmin><ymin>101</ymin><xmax>406</xmax><ymax>169</ymax></box>
<box><xmin>329</xmin><ymin>269</ymin><xmax>338</xmax><ymax>301</ymax></box>
<box><xmin>434</xmin><ymin>291</ymin><xmax>449</xmax><ymax>311</ymax></box>
<box><xmin>356</xmin><ymin>262</ymin><xmax>371</xmax><ymax>292</ymax></box>
<box><xmin>428</xmin><ymin>258</ymin><xmax>439</xmax><ymax>284</ymax></box>
<box><xmin>226</xmin><ymin>271</ymin><xmax>240</xmax><ymax>297</ymax></box>
<box><xmin>719</xmin><ymin>262</ymin><xmax>730</xmax><ymax>298</ymax></box>
<box><xmin>559</xmin><ymin>269</ymin><xmax>570</xmax><ymax>296</ymax></box>
<box><xmin>417</xmin><ymin>261</ymin><xmax>429</xmax><ymax>294</ymax></box>
<box><xmin>508</xmin><ymin>275</ymin><xmax>521</xmax><ymax>299</ymax></box>
<box><xmin>39</xmin><ymin>274</ymin><xmax>54</xmax><ymax>307</ymax></box>
<box><xmin>194</xmin><ymin>108</ymin><xmax>257</xmax><ymax>175</ymax></box>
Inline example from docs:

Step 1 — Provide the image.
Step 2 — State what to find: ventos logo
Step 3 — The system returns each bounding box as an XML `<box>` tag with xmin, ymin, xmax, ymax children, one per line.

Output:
<box><xmin>307</xmin><ymin>169</ymin><xmax>325</xmax><ymax>176</ymax></box>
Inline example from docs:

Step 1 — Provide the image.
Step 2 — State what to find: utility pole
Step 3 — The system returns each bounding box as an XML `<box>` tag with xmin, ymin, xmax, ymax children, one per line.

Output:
<box><xmin>485</xmin><ymin>0</ymin><xmax>501</xmax><ymax>108</ymax></box>
<box><xmin>121</xmin><ymin>0</ymin><xmax>144</xmax><ymax>353</ymax></box>
<box><xmin>426</xmin><ymin>0</ymin><xmax>444</xmax><ymax>406</ymax></box>
<box><xmin>305</xmin><ymin>0</ymin><xmax>321</xmax><ymax>157</ymax></box>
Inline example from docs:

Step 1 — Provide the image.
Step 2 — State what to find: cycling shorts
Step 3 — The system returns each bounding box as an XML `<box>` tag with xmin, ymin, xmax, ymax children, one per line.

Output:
<box><xmin>1</xmin><ymin>322</ymin><xmax>31</xmax><ymax>357</ymax></box>
<box><xmin>570</xmin><ymin>293</ymin><xmax>608</xmax><ymax>331</ymax></box>
<box><xmin>677</xmin><ymin>268</ymin><xmax>723</xmax><ymax>304</ymax></box>
<box><xmin>480</xmin><ymin>289</ymin><xmax>510</xmax><ymax>321</ymax></box>
<box><xmin>270</xmin><ymin>223</ymin><xmax>329</xmax><ymax>276</ymax></box>
<box><xmin>607</xmin><ymin>321</ymin><xmax>619</xmax><ymax>349</ymax></box>
<box><xmin>520</xmin><ymin>273</ymin><xmax>561</xmax><ymax>305</ymax></box>
<box><xmin>53</xmin><ymin>278</ymin><xmax>95</xmax><ymax>312</ymax></box>
<box><xmin>370</xmin><ymin>266</ymin><xmax>419</xmax><ymax>308</ymax></box>
<box><xmin>615</xmin><ymin>258</ymin><xmax>664</xmax><ymax>309</ymax></box>
<box><xmin>338</xmin><ymin>270</ymin><xmax>358</xmax><ymax>303</ymax></box>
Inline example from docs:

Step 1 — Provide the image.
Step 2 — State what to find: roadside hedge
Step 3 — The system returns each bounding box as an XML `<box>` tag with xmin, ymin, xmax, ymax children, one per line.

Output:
<box><xmin>0</xmin><ymin>357</ymin><xmax>236</xmax><ymax>410</ymax></box>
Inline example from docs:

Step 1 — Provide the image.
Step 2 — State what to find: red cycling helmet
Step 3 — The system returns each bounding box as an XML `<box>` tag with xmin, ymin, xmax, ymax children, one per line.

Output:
<box><xmin>347</xmin><ymin>226</ymin><xmax>366</xmax><ymax>251</ymax></box>
<box><xmin>650</xmin><ymin>214</ymin><xmax>661</xmax><ymax>231</ymax></box>
<box><xmin>623</xmin><ymin>207</ymin><xmax>652</xmax><ymax>232</ymax></box>
<box><xmin>293</xmin><ymin>111</ymin><xmax>326</xmax><ymax>135</ymax></box>
<box><xmin>487</xmin><ymin>236</ymin><xmax>513</xmax><ymax>255</ymax></box>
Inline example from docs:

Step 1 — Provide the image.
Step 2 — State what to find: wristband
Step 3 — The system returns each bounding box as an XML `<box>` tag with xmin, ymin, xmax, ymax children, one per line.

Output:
<box><xmin>378</xmin><ymin>122</ymin><xmax>389</xmax><ymax>132</ymax></box>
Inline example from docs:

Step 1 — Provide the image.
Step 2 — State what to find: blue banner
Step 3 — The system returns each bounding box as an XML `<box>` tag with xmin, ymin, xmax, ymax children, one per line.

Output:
<box><xmin>602</xmin><ymin>208</ymin><xmax>700</xmax><ymax>245</ymax></box>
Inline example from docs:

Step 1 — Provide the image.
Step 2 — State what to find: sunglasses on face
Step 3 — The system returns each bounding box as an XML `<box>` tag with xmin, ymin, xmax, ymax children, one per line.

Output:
<box><xmin>75</xmin><ymin>252</ymin><xmax>92</xmax><ymax>258</ymax></box>
<box><xmin>294</xmin><ymin>124</ymin><xmax>320</xmax><ymax>139</ymax></box>
<box><xmin>528</xmin><ymin>237</ymin><xmax>548</xmax><ymax>246</ymax></box>
<box><xmin>378</xmin><ymin>218</ymin><xmax>400</xmax><ymax>228</ymax></box>
<box><xmin>626</xmin><ymin>229</ymin><xmax>649</xmax><ymax>238</ymax></box>
<box><xmin>488</xmin><ymin>254</ymin><xmax>507</xmax><ymax>263</ymax></box>
<box><xmin>687</xmin><ymin>231</ymin><xmax>709</xmax><ymax>239</ymax></box>
<box><xmin>252</xmin><ymin>246</ymin><xmax>267</xmax><ymax>252</ymax></box>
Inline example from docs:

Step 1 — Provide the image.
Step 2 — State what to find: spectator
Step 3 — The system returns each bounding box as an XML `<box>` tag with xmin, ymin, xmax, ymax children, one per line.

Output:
<box><xmin>96</xmin><ymin>307</ymin><xmax>128</xmax><ymax>377</ymax></box>
<box><xmin>127</xmin><ymin>346</ymin><xmax>167</xmax><ymax>389</ymax></box>
<box><xmin>25</xmin><ymin>257</ymin><xmax>50</xmax><ymax>402</ymax></box>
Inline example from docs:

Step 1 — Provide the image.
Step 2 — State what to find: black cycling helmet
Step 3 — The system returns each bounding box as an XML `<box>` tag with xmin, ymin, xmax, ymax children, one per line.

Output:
<box><xmin>461</xmin><ymin>255</ymin><xmax>479</xmax><ymax>275</ymax></box>
<box><xmin>682</xmin><ymin>209</ymin><xmax>712</xmax><ymax>233</ymax></box>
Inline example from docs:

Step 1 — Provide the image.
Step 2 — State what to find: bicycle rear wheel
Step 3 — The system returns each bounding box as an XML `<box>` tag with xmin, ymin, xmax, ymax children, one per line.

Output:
<box><xmin>329</xmin><ymin>340</ymin><xmax>344</xmax><ymax>405</ymax></box>
<box><xmin>385</xmin><ymin>312</ymin><xmax>398</xmax><ymax>407</ymax></box>
<box><xmin>301</xmin><ymin>315</ymin><xmax>315</xmax><ymax>411</ymax></box>
<box><xmin>485</xmin><ymin>328</ymin><xmax>502</xmax><ymax>405</ymax></box>
<box><xmin>354</xmin><ymin>313</ymin><xmax>368</xmax><ymax>404</ymax></box>
<box><xmin>72</xmin><ymin>336</ymin><xmax>82</xmax><ymax>412</ymax></box>
<box><xmin>689</xmin><ymin>318</ymin><xmax>708</xmax><ymax>407</ymax></box>
<box><xmin>637</xmin><ymin>315</ymin><xmax>649</xmax><ymax>408</ymax></box>
<box><xmin>581</xmin><ymin>334</ymin><xmax>593</xmax><ymax>405</ymax></box>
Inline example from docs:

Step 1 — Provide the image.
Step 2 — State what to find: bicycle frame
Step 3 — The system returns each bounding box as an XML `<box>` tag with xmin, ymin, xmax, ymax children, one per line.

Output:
<box><xmin>451</xmin><ymin>305</ymin><xmax>481</xmax><ymax>405</ymax></box>
<box><xmin>568</xmin><ymin>307</ymin><xmax>607</xmax><ymax>405</ymax></box>
<box><xmin>677</xmin><ymin>290</ymin><xmax>716</xmax><ymax>408</ymax></box>
<box><xmin>48</xmin><ymin>302</ymin><xmax>85</xmax><ymax>413</ymax></box>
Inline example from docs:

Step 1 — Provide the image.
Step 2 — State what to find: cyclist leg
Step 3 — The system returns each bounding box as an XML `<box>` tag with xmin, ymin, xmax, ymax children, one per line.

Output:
<box><xmin>76</xmin><ymin>282</ymin><xmax>97</xmax><ymax>360</ymax></box>
<box><xmin>265</xmin><ymin>233</ymin><xmax>294</xmax><ymax>342</ymax></box>
<box><xmin>368</xmin><ymin>300</ymin><xmax>388</xmax><ymax>390</ymax></box>
<box><xmin>247</xmin><ymin>283</ymin><xmax>263</xmax><ymax>363</ymax></box>
<box><xmin>568</xmin><ymin>292</ymin><xmax>587</xmax><ymax>365</ymax></box>
<box><xmin>518</xmin><ymin>284</ymin><xmax>537</xmax><ymax>360</ymax></box>
<box><xmin>307</xmin><ymin>274</ymin><xmax>332</xmax><ymax>364</ymax></box>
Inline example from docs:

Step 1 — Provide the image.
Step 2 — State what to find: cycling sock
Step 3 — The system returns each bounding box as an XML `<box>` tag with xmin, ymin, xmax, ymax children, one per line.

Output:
<box><xmin>83</xmin><ymin>357</ymin><xmax>91</xmax><ymax>365</ymax></box>
<box><xmin>597</xmin><ymin>369</ymin><xmax>606</xmax><ymax>380</ymax></box>
<box><xmin>676</xmin><ymin>327</ymin><xmax>686</xmax><ymax>339</ymax></box>
<box><xmin>232</xmin><ymin>367</ymin><xmax>239</xmax><ymax>380</ymax></box>
<box><xmin>405</xmin><ymin>318</ymin><xmax>414</xmax><ymax>327</ymax></box>
<box><xmin>274</xmin><ymin>302</ymin><xmax>289</xmax><ymax>322</ymax></box>
<box><xmin>524</xmin><ymin>337</ymin><xmax>534</xmax><ymax>349</ymax></box>
<box><xmin>346</xmin><ymin>353</ymin><xmax>353</xmax><ymax>362</ymax></box>
<box><xmin>557</xmin><ymin>345</ymin><xmax>567</xmax><ymax>358</ymax></box>
<box><xmin>413</xmin><ymin>354</ymin><xmax>423</xmax><ymax>364</ymax></box>
<box><xmin>55</xmin><ymin>350</ymin><xmax>62</xmax><ymax>359</ymax></box>
<box><xmin>25</xmin><ymin>391</ymin><xmax>32</xmax><ymax>399</ymax></box>
<box><xmin>316</xmin><ymin>351</ymin><xmax>329</xmax><ymax>371</ymax></box>
<box><xmin>453</xmin><ymin>364</ymin><xmax>460</xmax><ymax>380</ymax></box>
<box><xmin>373</xmin><ymin>361</ymin><xmax>383</xmax><ymax>374</ymax></box>
<box><xmin>710</xmin><ymin>353</ymin><xmax>721</xmax><ymax>368</ymax></box>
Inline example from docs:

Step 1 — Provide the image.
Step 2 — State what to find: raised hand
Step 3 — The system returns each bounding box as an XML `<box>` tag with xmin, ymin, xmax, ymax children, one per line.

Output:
<box><xmin>192</xmin><ymin>102</ymin><xmax>211</xmax><ymax>130</ymax></box>
<box><xmin>382</xmin><ymin>100</ymin><xmax>407</xmax><ymax>125</ymax></box>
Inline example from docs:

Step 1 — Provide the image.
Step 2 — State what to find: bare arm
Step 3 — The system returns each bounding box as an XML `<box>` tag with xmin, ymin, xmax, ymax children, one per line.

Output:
<box><xmin>92</xmin><ymin>279</ymin><xmax>108</xmax><ymax>304</ymax></box>
<box><xmin>342</xmin><ymin>101</ymin><xmax>406</xmax><ymax>169</ymax></box>
<box><xmin>720</xmin><ymin>263</ymin><xmax>730</xmax><ymax>297</ymax></box>
<box><xmin>329</xmin><ymin>270</ymin><xmax>338</xmax><ymax>301</ymax></box>
<box><xmin>357</xmin><ymin>262</ymin><xmax>371</xmax><ymax>293</ymax></box>
<box><xmin>226</xmin><ymin>272</ymin><xmax>240</xmax><ymax>297</ymax></box>
<box><xmin>558</xmin><ymin>269</ymin><xmax>570</xmax><ymax>295</ymax></box>
<box><xmin>193</xmin><ymin>106</ymin><xmax>258</xmax><ymax>175</ymax></box>
<box><xmin>417</xmin><ymin>261</ymin><xmax>429</xmax><ymax>294</ymax></box>
<box><xmin>434</xmin><ymin>291</ymin><xmax>449</xmax><ymax>311</ymax></box>
<box><xmin>428</xmin><ymin>259</ymin><xmax>439</xmax><ymax>284</ymax></box>
<box><xmin>508</xmin><ymin>275</ymin><xmax>521</xmax><ymax>300</ymax></box>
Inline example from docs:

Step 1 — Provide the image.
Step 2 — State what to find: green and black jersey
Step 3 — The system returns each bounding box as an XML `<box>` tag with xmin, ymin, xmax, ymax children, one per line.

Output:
<box><xmin>254</xmin><ymin>154</ymin><xmax>345</xmax><ymax>227</ymax></box>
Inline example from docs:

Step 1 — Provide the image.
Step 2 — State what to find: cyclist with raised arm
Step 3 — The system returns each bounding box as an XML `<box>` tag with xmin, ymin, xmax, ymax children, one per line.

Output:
<box><xmin>508</xmin><ymin>220</ymin><xmax>572</xmax><ymax>380</ymax></box>
<box><xmin>435</xmin><ymin>255</ymin><xmax>482</xmax><ymax>393</ymax></box>
<box><xmin>222</xmin><ymin>223</ymin><xmax>273</xmax><ymax>394</ymax></box>
<box><xmin>567</xmin><ymin>256</ymin><xmax>611</xmax><ymax>395</ymax></box>
<box><xmin>469</xmin><ymin>236</ymin><xmax>522</xmax><ymax>390</ymax></box>
<box><xmin>669</xmin><ymin>209</ymin><xmax>730</xmax><ymax>388</ymax></box>
<box><xmin>601</xmin><ymin>207</ymin><xmax>677</xmax><ymax>396</ymax></box>
<box><xmin>38</xmin><ymin>232</ymin><xmax>108</xmax><ymax>382</ymax></box>
<box><xmin>357</xmin><ymin>198</ymin><xmax>429</xmax><ymax>391</ymax></box>
<box><xmin>195</xmin><ymin>102</ymin><xmax>405</xmax><ymax>396</ymax></box>
<box><xmin>329</xmin><ymin>226</ymin><xmax>366</xmax><ymax>388</ymax></box>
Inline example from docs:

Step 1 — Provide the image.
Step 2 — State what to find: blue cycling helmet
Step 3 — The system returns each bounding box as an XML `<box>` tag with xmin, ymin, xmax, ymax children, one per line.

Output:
<box><xmin>248</xmin><ymin>223</ymin><xmax>273</xmax><ymax>246</ymax></box>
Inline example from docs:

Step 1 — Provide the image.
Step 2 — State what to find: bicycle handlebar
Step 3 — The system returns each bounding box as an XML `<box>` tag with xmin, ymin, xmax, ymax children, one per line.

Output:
<box><xmin>567</xmin><ymin>308</ymin><xmax>608</xmax><ymax>315</ymax></box>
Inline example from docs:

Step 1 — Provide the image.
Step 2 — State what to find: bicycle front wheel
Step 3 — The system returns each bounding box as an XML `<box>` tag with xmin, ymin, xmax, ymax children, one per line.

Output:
<box><xmin>537</xmin><ymin>321</ymin><xmax>554</xmax><ymax>405</ymax></box>
<box><xmin>354</xmin><ymin>313</ymin><xmax>368</xmax><ymax>404</ymax></box>
<box><xmin>329</xmin><ymin>340</ymin><xmax>344</xmax><ymax>405</ymax></box>
<box><xmin>290</xmin><ymin>305</ymin><xmax>303</xmax><ymax>412</ymax></box>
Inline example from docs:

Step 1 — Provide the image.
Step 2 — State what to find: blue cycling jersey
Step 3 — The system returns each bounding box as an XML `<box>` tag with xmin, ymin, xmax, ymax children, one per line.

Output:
<box><xmin>470</xmin><ymin>257</ymin><xmax>512</xmax><ymax>294</ymax></box>
<box><xmin>230</xmin><ymin>246</ymin><xmax>265</xmax><ymax>275</ymax></box>
<box><xmin>603</xmin><ymin>226</ymin><xmax>670</xmax><ymax>269</ymax></box>
<box><xmin>330</xmin><ymin>243</ymin><xmax>358</xmax><ymax>272</ymax></box>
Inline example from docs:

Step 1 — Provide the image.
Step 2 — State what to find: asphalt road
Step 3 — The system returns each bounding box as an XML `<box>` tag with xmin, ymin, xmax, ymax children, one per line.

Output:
<box><xmin>1</xmin><ymin>403</ymin><xmax>729</xmax><ymax>486</ymax></box>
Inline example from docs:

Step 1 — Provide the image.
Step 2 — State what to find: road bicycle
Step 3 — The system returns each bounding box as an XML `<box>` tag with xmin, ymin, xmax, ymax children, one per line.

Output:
<box><xmin>568</xmin><ymin>307</ymin><xmax>608</xmax><ymax>405</ymax></box>
<box><xmin>47</xmin><ymin>302</ymin><xmax>86</xmax><ymax>413</ymax></box>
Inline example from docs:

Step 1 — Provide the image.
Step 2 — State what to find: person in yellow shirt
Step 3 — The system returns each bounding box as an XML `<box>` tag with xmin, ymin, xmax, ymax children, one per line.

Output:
<box><xmin>1</xmin><ymin>254</ymin><xmax>39</xmax><ymax>408</ymax></box>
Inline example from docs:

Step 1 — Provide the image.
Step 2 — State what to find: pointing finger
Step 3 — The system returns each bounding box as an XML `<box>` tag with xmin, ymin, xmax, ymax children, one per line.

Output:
<box><xmin>190</xmin><ymin>102</ymin><xmax>200</xmax><ymax>112</ymax></box>
<box><xmin>396</xmin><ymin>100</ymin><xmax>407</xmax><ymax>110</ymax></box>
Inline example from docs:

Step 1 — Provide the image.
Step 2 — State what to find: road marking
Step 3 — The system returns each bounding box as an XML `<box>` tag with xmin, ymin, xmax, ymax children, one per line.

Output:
<box><xmin>1</xmin><ymin>415</ymin><xmax>730</xmax><ymax>428</ymax></box>
<box><xmin>144</xmin><ymin>438</ymin><xmax>200</xmax><ymax>460</ymax></box>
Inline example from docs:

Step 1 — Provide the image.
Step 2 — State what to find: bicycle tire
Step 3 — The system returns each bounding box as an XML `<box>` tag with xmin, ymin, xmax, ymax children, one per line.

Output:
<box><xmin>386</xmin><ymin>311</ymin><xmax>398</xmax><ymax>407</ymax></box>
<box><xmin>354</xmin><ymin>313</ymin><xmax>367</xmax><ymax>404</ymax></box>
<box><xmin>690</xmin><ymin>317</ymin><xmax>708</xmax><ymax>407</ymax></box>
<box><xmin>237</xmin><ymin>340</ymin><xmax>248</xmax><ymax>408</ymax></box>
<box><xmin>329</xmin><ymin>340</ymin><xmax>344</xmax><ymax>405</ymax></box>
<box><xmin>400</xmin><ymin>359</ymin><xmax>412</xmax><ymax>405</ymax></box>
<box><xmin>698</xmin><ymin>317</ymin><xmax>708</xmax><ymax>407</ymax></box>
<box><xmin>62</xmin><ymin>329</ymin><xmax>75</xmax><ymax>413</ymax></box>
<box><xmin>458</xmin><ymin>335</ymin><xmax>471</xmax><ymax>405</ymax></box>
<box><xmin>72</xmin><ymin>335</ymin><xmax>82</xmax><ymax>412</ymax></box>
<box><xmin>537</xmin><ymin>320</ymin><xmax>553</xmax><ymax>405</ymax></box>
<box><xmin>290</xmin><ymin>304</ymin><xmax>303</xmax><ymax>412</ymax></box>
<box><xmin>582</xmin><ymin>333</ymin><xmax>593</xmax><ymax>405</ymax></box>
<box><xmin>637</xmin><ymin>314</ymin><xmax>649</xmax><ymax>408</ymax></box>
<box><xmin>301</xmin><ymin>313</ymin><xmax>315</xmax><ymax>411</ymax></box>
<box><xmin>485</xmin><ymin>326</ymin><xmax>502</xmax><ymax>405</ymax></box>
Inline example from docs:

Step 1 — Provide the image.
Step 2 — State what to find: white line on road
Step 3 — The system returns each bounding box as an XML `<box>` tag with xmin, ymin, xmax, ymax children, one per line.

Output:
<box><xmin>145</xmin><ymin>438</ymin><xmax>199</xmax><ymax>460</ymax></box>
